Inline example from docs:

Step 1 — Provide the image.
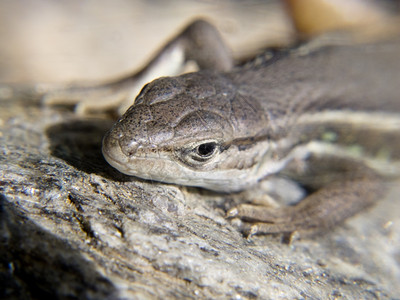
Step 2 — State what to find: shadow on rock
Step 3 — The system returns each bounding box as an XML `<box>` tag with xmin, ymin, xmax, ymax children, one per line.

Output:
<box><xmin>0</xmin><ymin>194</ymin><xmax>118</xmax><ymax>300</ymax></box>
<box><xmin>45</xmin><ymin>119</ymin><xmax>132</xmax><ymax>181</ymax></box>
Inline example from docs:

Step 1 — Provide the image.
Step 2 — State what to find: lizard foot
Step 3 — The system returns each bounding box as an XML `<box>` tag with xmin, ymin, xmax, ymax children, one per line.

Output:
<box><xmin>228</xmin><ymin>177</ymin><xmax>384</xmax><ymax>239</ymax></box>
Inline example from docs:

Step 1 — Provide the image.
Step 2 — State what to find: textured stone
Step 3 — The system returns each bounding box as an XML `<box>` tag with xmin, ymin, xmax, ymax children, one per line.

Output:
<box><xmin>1</xmin><ymin>88</ymin><xmax>399</xmax><ymax>299</ymax></box>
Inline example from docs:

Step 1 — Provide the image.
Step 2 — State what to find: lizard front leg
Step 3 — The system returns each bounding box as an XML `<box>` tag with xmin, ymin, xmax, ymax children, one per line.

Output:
<box><xmin>43</xmin><ymin>19</ymin><xmax>232</xmax><ymax>115</ymax></box>
<box><xmin>228</xmin><ymin>175</ymin><xmax>385</xmax><ymax>239</ymax></box>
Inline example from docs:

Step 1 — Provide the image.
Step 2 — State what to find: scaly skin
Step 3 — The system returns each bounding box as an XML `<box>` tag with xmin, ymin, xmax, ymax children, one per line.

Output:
<box><xmin>103</xmin><ymin>32</ymin><xmax>400</xmax><ymax>237</ymax></box>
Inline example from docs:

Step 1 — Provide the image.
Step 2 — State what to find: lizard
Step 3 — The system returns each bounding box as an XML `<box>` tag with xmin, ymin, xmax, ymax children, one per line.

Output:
<box><xmin>98</xmin><ymin>19</ymin><xmax>400</xmax><ymax>238</ymax></box>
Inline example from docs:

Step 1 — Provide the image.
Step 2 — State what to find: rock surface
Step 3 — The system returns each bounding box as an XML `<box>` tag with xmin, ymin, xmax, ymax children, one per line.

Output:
<box><xmin>1</xmin><ymin>88</ymin><xmax>400</xmax><ymax>299</ymax></box>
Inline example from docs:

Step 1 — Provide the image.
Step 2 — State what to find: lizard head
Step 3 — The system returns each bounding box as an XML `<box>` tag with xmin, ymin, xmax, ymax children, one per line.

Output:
<box><xmin>102</xmin><ymin>71</ymin><xmax>272</xmax><ymax>192</ymax></box>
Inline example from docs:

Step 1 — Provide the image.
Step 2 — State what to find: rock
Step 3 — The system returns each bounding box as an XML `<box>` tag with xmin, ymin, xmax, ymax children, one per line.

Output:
<box><xmin>1</xmin><ymin>88</ymin><xmax>399</xmax><ymax>299</ymax></box>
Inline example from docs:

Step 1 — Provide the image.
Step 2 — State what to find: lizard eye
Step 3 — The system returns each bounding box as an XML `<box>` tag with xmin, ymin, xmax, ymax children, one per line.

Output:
<box><xmin>196</xmin><ymin>142</ymin><xmax>217</xmax><ymax>158</ymax></box>
<box><xmin>178</xmin><ymin>140</ymin><xmax>221</xmax><ymax>167</ymax></box>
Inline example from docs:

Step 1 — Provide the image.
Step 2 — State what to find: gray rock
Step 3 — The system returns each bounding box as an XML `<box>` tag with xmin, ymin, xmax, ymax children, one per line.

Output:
<box><xmin>1</xmin><ymin>87</ymin><xmax>399</xmax><ymax>299</ymax></box>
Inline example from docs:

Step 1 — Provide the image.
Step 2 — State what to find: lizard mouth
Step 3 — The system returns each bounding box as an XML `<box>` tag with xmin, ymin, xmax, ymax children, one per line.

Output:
<box><xmin>102</xmin><ymin>132</ymin><xmax>156</xmax><ymax>178</ymax></box>
<box><xmin>102</xmin><ymin>130</ymin><xmax>177</xmax><ymax>181</ymax></box>
<box><xmin>102</xmin><ymin>132</ymin><xmax>130</xmax><ymax>173</ymax></box>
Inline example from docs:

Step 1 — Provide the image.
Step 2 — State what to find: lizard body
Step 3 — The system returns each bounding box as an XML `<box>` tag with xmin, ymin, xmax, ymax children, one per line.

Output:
<box><xmin>102</xmin><ymin>32</ymin><xmax>400</xmax><ymax>236</ymax></box>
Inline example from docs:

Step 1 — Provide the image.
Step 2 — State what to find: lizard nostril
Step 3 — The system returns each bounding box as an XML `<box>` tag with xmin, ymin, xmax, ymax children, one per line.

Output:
<box><xmin>120</xmin><ymin>140</ymin><xmax>140</xmax><ymax>157</ymax></box>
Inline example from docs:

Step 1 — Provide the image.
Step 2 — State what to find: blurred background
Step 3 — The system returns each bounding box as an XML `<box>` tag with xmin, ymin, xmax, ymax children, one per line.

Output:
<box><xmin>0</xmin><ymin>0</ymin><xmax>294</xmax><ymax>84</ymax></box>
<box><xmin>0</xmin><ymin>0</ymin><xmax>398</xmax><ymax>85</ymax></box>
